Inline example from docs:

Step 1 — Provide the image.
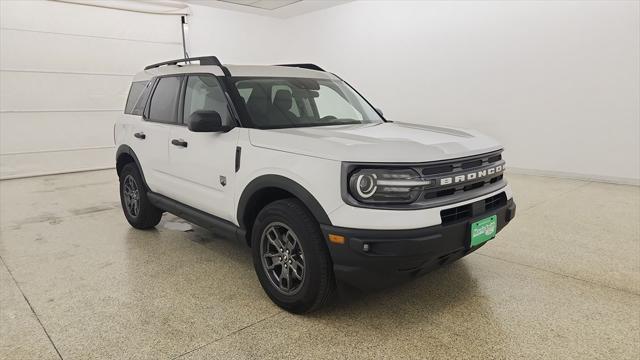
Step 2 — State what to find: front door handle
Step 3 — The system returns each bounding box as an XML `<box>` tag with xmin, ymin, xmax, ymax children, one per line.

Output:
<box><xmin>171</xmin><ymin>139</ymin><xmax>188</xmax><ymax>148</ymax></box>
<box><xmin>134</xmin><ymin>132</ymin><xmax>146</xmax><ymax>140</ymax></box>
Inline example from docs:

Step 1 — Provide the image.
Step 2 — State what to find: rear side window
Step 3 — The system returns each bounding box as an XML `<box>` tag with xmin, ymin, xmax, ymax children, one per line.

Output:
<box><xmin>131</xmin><ymin>82</ymin><xmax>152</xmax><ymax>116</ymax></box>
<box><xmin>148</xmin><ymin>76</ymin><xmax>181</xmax><ymax>123</ymax></box>
<box><xmin>124</xmin><ymin>81</ymin><xmax>148</xmax><ymax>114</ymax></box>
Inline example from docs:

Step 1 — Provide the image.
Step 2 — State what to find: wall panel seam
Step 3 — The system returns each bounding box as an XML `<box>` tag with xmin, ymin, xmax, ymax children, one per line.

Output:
<box><xmin>0</xmin><ymin>69</ymin><xmax>135</xmax><ymax>77</ymax></box>
<box><xmin>1</xmin><ymin>146</ymin><xmax>116</xmax><ymax>156</ymax></box>
<box><xmin>0</xmin><ymin>110</ymin><xmax>121</xmax><ymax>114</ymax></box>
<box><xmin>0</xmin><ymin>166</ymin><xmax>115</xmax><ymax>181</ymax></box>
<box><xmin>0</xmin><ymin>27</ymin><xmax>182</xmax><ymax>45</ymax></box>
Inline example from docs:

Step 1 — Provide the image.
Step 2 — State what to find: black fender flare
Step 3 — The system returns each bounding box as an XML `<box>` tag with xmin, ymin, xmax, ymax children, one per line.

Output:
<box><xmin>237</xmin><ymin>175</ymin><xmax>332</xmax><ymax>228</ymax></box>
<box><xmin>116</xmin><ymin>145</ymin><xmax>149</xmax><ymax>188</ymax></box>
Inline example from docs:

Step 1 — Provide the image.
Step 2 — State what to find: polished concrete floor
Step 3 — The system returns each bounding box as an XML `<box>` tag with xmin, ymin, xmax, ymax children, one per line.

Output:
<box><xmin>0</xmin><ymin>170</ymin><xmax>638</xmax><ymax>359</ymax></box>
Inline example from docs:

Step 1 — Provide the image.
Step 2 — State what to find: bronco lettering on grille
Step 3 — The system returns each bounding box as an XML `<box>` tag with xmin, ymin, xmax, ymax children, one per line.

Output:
<box><xmin>439</xmin><ymin>165</ymin><xmax>504</xmax><ymax>186</ymax></box>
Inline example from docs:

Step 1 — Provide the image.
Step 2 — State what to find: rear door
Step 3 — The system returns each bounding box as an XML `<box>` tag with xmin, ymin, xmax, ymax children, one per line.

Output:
<box><xmin>137</xmin><ymin>75</ymin><xmax>183</xmax><ymax>195</ymax></box>
<box><xmin>164</xmin><ymin>74</ymin><xmax>240</xmax><ymax>222</ymax></box>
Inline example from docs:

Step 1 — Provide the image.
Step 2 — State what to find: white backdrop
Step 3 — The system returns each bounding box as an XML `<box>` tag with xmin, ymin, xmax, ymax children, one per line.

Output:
<box><xmin>279</xmin><ymin>0</ymin><xmax>640</xmax><ymax>184</ymax></box>
<box><xmin>0</xmin><ymin>0</ymin><xmax>183</xmax><ymax>178</ymax></box>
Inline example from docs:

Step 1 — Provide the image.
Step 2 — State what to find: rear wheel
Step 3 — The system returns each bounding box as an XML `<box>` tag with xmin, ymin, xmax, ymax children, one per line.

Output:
<box><xmin>119</xmin><ymin>163</ymin><xmax>162</xmax><ymax>229</ymax></box>
<box><xmin>251</xmin><ymin>199</ymin><xmax>334</xmax><ymax>313</ymax></box>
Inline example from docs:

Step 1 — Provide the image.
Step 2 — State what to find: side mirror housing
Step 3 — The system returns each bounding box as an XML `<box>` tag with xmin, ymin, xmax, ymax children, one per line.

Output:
<box><xmin>187</xmin><ymin>111</ymin><xmax>230</xmax><ymax>132</ymax></box>
<box><xmin>375</xmin><ymin>107</ymin><xmax>384</xmax><ymax>117</ymax></box>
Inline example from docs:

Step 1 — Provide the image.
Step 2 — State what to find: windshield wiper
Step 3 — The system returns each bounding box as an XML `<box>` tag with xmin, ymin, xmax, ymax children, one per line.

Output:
<box><xmin>299</xmin><ymin>120</ymin><xmax>361</xmax><ymax>128</ymax></box>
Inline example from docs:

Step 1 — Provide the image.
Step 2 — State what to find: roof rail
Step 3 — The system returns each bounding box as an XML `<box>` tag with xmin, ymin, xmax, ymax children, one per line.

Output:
<box><xmin>144</xmin><ymin>56</ymin><xmax>222</xmax><ymax>70</ymax></box>
<box><xmin>277</xmin><ymin>63</ymin><xmax>325</xmax><ymax>72</ymax></box>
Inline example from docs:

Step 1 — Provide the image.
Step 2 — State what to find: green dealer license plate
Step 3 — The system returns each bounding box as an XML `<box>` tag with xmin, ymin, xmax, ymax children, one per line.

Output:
<box><xmin>470</xmin><ymin>215</ymin><xmax>497</xmax><ymax>247</ymax></box>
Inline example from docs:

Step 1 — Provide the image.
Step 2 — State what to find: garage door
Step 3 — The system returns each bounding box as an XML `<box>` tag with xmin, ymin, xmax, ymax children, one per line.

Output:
<box><xmin>0</xmin><ymin>0</ymin><xmax>185</xmax><ymax>179</ymax></box>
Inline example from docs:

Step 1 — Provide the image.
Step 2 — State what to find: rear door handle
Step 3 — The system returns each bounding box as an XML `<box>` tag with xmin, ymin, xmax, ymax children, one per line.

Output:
<box><xmin>171</xmin><ymin>139</ymin><xmax>188</xmax><ymax>148</ymax></box>
<box><xmin>134</xmin><ymin>132</ymin><xmax>146</xmax><ymax>139</ymax></box>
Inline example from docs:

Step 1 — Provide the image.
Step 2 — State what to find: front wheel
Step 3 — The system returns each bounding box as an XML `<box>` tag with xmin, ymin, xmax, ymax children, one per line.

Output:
<box><xmin>251</xmin><ymin>199</ymin><xmax>334</xmax><ymax>313</ymax></box>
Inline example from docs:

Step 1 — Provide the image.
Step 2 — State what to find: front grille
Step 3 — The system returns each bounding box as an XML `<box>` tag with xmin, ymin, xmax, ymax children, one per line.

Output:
<box><xmin>485</xmin><ymin>192</ymin><xmax>507</xmax><ymax>211</ymax></box>
<box><xmin>488</xmin><ymin>154</ymin><xmax>502</xmax><ymax>163</ymax></box>
<box><xmin>440</xmin><ymin>191</ymin><xmax>507</xmax><ymax>224</ymax></box>
<box><xmin>490</xmin><ymin>174</ymin><xmax>503</xmax><ymax>184</ymax></box>
<box><xmin>421</xmin><ymin>165</ymin><xmax>453</xmax><ymax>175</ymax></box>
<box><xmin>463</xmin><ymin>181</ymin><xmax>485</xmax><ymax>192</ymax></box>
<box><xmin>421</xmin><ymin>151</ymin><xmax>502</xmax><ymax>174</ymax></box>
<box><xmin>420</xmin><ymin>150</ymin><xmax>505</xmax><ymax>203</ymax></box>
<box><xmin>461</xmin><ymin>159</ymin><xmax>483</xmax><ymax>169</ymax></box>
<box><xmin>440</xmin><ymin>204</ymin><xmax>472</xmax><ymax>224</ymax></box>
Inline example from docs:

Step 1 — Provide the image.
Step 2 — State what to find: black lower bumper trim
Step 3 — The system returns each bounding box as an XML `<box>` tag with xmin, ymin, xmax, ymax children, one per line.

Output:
<box><xmin>321</xmin><ymin>197</ymin><xmax>516</xmax><ymax>290</ymax></box>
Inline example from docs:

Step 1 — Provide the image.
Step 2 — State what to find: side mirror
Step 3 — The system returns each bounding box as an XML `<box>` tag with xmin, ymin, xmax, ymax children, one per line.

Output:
<box><xmin>375</xmin><ymin>107</ymin><xmax>384</xmax><ymax>117</ymax></box>
<box><xmin>187</xmin><ymin>111</ymin><xmax>230</xmax><ymax>132</ymax></box>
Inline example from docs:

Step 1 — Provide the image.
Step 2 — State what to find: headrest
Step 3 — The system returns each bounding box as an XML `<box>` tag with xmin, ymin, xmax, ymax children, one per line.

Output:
<box><xmin>273</xmin><ymin>89</ymin><xmax>293</xmax><ymax>110</ymax></box>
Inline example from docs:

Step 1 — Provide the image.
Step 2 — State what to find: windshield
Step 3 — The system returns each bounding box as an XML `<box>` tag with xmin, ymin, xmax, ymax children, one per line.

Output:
<box><xmin>232</xmin><ymin>77</ymin><xmax>384</xmax><ymax>129</ymax></box>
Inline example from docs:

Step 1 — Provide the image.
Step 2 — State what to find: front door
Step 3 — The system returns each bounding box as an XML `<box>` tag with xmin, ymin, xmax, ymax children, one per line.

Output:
<box><xmin>163</xmin><ymin>74</ymin><xmax>240</xmax><ymax>223</ymax></box>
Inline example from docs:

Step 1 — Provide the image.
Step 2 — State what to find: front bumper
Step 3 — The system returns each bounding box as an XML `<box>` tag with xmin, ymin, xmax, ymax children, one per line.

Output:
<box><xmin>321</xmin><ymin>196</ymin><xmax>516</xmax><ymax>290</ymax></box>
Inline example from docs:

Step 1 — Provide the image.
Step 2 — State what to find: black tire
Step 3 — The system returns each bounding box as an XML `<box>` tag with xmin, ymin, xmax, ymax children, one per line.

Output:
<box><xmin>251</xmin><ymin>199</ymin><xmax>334</xmax><ymax>313</ymax></box>
<box><xmin>119</xmin><ymin>163</ymin><xmax>162</xmax><ymax>229</ymax></box>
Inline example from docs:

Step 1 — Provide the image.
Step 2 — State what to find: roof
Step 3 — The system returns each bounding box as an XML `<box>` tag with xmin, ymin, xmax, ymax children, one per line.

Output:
<box><xmin>132</xmin><ymin>63</ymin><xmax>336</xmax><ymax>82</ymax></box>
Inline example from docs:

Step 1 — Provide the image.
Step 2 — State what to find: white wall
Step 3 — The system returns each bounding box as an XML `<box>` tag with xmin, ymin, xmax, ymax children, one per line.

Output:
<box><xmin>0</xmin><ymin>0</ymin><xmax>183</xmax><ymax>178</ymax></box>
<box><xmin>278</xmin><ymin>0</ymin><xmax>640</xmax><ymax>183</ymax></box>
<box><xmin>186</xmin><ymin>3</ymin><xmax>288</xmax><ymax>64</ymax></box>
<box><xmin>190</xmin><ymin>0</ymin><xmax>639</xmax><ymax>184</ymax></box>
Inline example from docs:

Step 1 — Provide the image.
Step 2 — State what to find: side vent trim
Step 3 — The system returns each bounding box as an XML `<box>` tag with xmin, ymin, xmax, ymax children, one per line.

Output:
<box><xmin>235</xmin><ymin>146</ymin><xmax>241</xmax><ymax>172</ymax></box>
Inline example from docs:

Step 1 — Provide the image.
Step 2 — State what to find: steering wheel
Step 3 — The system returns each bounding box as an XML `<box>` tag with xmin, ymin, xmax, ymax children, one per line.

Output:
<box><xmin>320</xmin><ymin>115</ymin><xmax>338</xmax><ymax>122</ymax></box>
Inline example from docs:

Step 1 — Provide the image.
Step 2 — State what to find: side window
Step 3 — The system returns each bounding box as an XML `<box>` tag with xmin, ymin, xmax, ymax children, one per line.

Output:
<box><xmin>148</xmin><ymin>76</ymin><xmax>181</xmax><ymax>123</ymax></box>
<box><xmin>183</xmin><ymin>75</ymin><xmax>233</xmax><ymax>126</ymax></box>
<box><xmin>124</xmin><ymin>81</ymin><xmax>148</xmax><ymax>114</ymax></box>
<box><xmin>131</xmin><ymin>81</ymin><xmax>152</xmax><ymax>116</ymax></box>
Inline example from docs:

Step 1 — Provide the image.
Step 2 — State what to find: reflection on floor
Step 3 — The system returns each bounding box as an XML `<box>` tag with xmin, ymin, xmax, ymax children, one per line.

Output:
<box><xmin>1</xmin><ymin>170</ymin><xmax>638</xmax><ymax>359</ymax></box>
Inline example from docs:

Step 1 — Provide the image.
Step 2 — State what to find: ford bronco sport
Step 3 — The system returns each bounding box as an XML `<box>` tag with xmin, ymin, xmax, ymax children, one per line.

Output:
<box><xmin>115</xmin><ymin>56</ymin><xmax>516</xmax><ymax>313</ymax></box>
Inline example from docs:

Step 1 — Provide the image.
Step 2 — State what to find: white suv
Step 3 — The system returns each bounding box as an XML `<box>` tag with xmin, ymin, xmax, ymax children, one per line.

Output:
<box><xmin>115</xmin><ymin>56</ymin><xmax>516</xmax><ymax>313</ymax></box>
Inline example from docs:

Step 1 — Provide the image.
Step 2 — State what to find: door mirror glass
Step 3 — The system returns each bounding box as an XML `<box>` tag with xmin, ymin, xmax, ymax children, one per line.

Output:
<box><xmin>188</xmin><ymin>110</ymin><xmax>228</xmax><ymax>132</ymax></box>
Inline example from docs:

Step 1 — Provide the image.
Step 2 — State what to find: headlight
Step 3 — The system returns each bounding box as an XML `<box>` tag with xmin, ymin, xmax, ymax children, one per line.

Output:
<box><xmin>348</xmin><ymin>168</ymin><xmax>432</xmax><ymax>204</ymax></box>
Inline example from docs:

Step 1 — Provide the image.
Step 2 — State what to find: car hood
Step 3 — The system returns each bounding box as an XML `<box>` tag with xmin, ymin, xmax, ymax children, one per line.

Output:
<box><xmin>248</xmin><ymin>122</ymin><xmax>503</xmax><ymax>163</ymax></box>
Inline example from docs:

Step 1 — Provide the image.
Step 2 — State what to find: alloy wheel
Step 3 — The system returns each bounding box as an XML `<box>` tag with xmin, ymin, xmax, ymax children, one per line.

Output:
<box><xmin>123</xmin><ymin>175</ymin><xmax>140</xmax><ymax>218</ymax></box>
<box><xmin>260</xmin><ymin>222</ymin><xmax>306</xmax><ymax>295</ymax></box>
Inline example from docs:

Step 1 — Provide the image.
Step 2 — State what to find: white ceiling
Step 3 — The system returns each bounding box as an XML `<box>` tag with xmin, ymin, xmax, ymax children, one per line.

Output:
<box><xmin>217</xmin><ymin>0</ymin><xmax>300</xmax><ymax>11</ymax></box>
<box><xmin>181</xmin><ymin>0</ymin><xmax>351</xmax><ymax>18</ymax></box>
